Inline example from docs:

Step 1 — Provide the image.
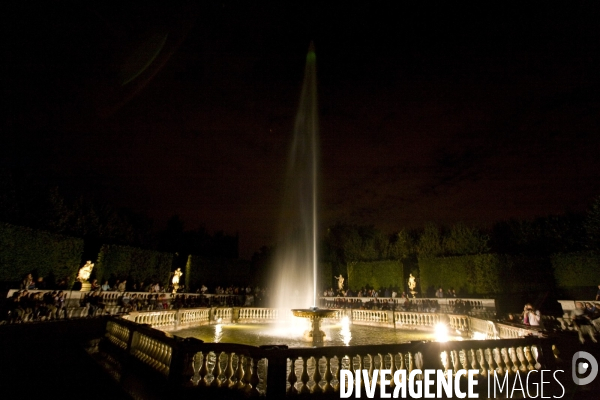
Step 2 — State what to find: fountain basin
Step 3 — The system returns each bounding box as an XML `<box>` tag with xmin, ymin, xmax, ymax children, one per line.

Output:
<box><xmin>292</xmin><ymin>308</ymin><xmax>338</xmax><ymax>345</ymax></box>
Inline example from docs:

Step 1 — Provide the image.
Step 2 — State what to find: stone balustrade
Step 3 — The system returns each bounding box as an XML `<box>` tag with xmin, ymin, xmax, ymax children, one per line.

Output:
<box><xmin>320</xmin><ymin>296</ymin><xmax>496</xmax><ymax>316</ymax></box>
<box><xmin>238</xmin><ymin>307</ymin><xmax>279</xmax><ymax>322</ymax></box>
<box><xmin>115</xmin><ymin>307</ymin><xmax>546</xmax><ymax>341</ymax></box>
<box><xmin>127</xmin><ymin>310</ymin><xmax>178</xmax><ymax>327</ymax></box>
<box><xmin>100</xmin><ymin>316</ymin><xmax>583</xmax><ymax>399</ymax></box>
<box><xmin>179</xmin><ymin>309</ymin><xmax>211</xmax><ymax>326</ymax></box>
<box><xmin>130</xmin><ymin>330</ymin><xmax>173</xmax><ymax>376</ymax></box>
<box><xmin>351</xmin><ymin>309</ymin><xmax>394</xmax><ymax>327</ymax></box>
<box><xmin>394</xmin><ymin>311</ymin><xmax>444</xmax><ymax>329</ymax></box>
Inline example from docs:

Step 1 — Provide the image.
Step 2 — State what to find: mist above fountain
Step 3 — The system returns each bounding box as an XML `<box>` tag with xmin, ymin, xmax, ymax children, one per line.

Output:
<box><xmin>270</xmin><ymin>43</ymin><xmax>319</xmax><ymax>312</ymax></box>
<box><xmin>269</xmin><ymin>44</ymin><xmax>334</xmax><ymax>343</ymax></box>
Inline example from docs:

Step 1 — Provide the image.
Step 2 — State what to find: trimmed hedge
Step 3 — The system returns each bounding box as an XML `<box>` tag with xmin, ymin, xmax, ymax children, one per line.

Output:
<box><xmin>552</xmin><ymin>251</ymin><xmax>600</xmax><ymax>288</ymax></box>
<box><xmin>0</xmin><ymin>222</ymin><xmax>83</xmax><ymax>284</ymax></box>
<box><xmin>419</xmin><ymin>254</ymin><xmax>502</xmax><ymax>296</ymax></box>
<box><xmin>419</xmin><ymin>254</ymin><xmax>556</xmax><ymax>297</ymax></box>
<box><xmin>95</xmin><ymin>244</ymin><xmax>173</xmax><ymax>286</ymax></box>
<box><xmin>347</xmin><ymin>260</ymin><xmax>404</xmax><ymax>291</ymax></box>
<box><xmin>185</xmin><ymin>255</ymin><xmax>252</xmax><ymax>290</ymax></box>
<box><xmin>319</xmin><ymin>262</ymin><xmax>333</xmax><ymax>292</ymax></box>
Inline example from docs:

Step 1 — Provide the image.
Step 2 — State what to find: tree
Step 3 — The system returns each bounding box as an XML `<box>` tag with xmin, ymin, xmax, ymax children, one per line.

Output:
<box><xmin>417</xmin><ymin>223</ymin><xmax>443</xmax><ymax>258</ymax></box>
<box><xmin>443</xmin><ymin>223</ymin><xmax>489</xmax><ymax>255</ymax></box>
<box><xmin>389</xmin><ymin>229</ymin><xmax>415</xmax><ymax>260</ymax></box>
<box><xmin>584</xmin><ymin>196</ymin><xmax>600</xmax><ymax>251</ymax></box>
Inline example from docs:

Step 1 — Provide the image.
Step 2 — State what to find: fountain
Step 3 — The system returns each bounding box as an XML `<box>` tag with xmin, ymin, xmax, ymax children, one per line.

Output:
<box><xmin>270</xmin><ymin>43</ymin><xmax>336</xmax><ymax>345</ymax></box>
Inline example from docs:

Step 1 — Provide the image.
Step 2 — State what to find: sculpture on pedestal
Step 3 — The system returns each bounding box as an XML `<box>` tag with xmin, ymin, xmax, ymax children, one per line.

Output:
<box><xmin>77</xmin><ymin>261</ymin><xmax>94</xmax><ymax>282</ymax></box>
<box><xmin>334</xmin><ymin>275</ymin><xmax>344</xmax><ymax>292</ymax></box>
<box><xmin>172</xmin><ymin>268</ymin><xmax>183</xmax><ymax>293</ymax></box>
<box><xmin>76</xmin><ymin>261</ymin><xmax>95</xmax><ymax>292</ymax></box>
<box><xmin>408</xmin><ymin>273</ymin><xmax>417</xmax><ymax>298</ymax></box>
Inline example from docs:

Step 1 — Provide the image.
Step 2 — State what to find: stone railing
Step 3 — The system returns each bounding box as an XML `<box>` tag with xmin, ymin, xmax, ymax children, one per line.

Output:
<box><xmin>126</xmin><ymin>310</ymin><xmax>178</xmax><ymax>327</ymax></box>
<box><xmin>117</xmin><ymin>307</ymin><xmax>545</xmax><ymax>341</ymax></box>
<box><xmin>238</xmin><ymin>307</ymin><xmax>279</xmax><ymax>323</ymax></box>
<box><xmin>320</xmin><ymin>296</ymin><xmax>496</xmax><ymax>316</ymax></box>
<box><xmin>394</xmin><ymin>311</ymin><xmax>444</xmax><ymax>329</ymax></box>
<box><xmin>121</xmin><ymin>308</ymin><xmax>211</xmax><ymax>328</ymax></box>
<box><xmin>448</xmin><ymin>314</ymin><xmax>471</xmax><ymax>332</ymax></box>
<box><xmin>179</xmin><ymin>309</ymin><xmax>211</xmax><ymax>326</ymax></box>
<box><xmin>351</xmin><ymin>309</ymin><xmax>394</xmax><ymax>327</ymax></box>
<box><xmin>99</xmin><ymin>316</ymin><xmax>587</xmax><ymax>399</ymax></box>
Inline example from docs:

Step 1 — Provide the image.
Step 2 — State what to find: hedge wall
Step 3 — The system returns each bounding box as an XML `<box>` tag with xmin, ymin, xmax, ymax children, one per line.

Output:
<box><xmin>347</xmin><ymin>260</ymin><xmax>404</xmax><ymax>291</ymax></box>
<box><xmin>185</xmin><ymin>255</ymin><xmax>252</xmax><ymax>290</ymax></box>
<box><xmin>551</xmin><ymin>251</ymin><xmax>600</xmax><ymax>288</ymax></box>
<box><xmin>0</xmin><ymin>222</ymin><xmax>83</xmax><ymax>284</ymax></box>
<box><xmin>319</xmin><ymin>262</ymin><xmax>333</xmax><ymax>292</ymax></box>
<box><xmin>418</xmin><ymin>254</ymin><xmax>556</xmax><ymax>297</ymax></box>
<box><xmin>419</xmin><ymin>254</ymin><xmax>503</xmax><ymax>296</ymax></box>
<box><xmin>95</xmin><ymin>244</ymin><xmax>173</xmax><ymax>286</ymax></box>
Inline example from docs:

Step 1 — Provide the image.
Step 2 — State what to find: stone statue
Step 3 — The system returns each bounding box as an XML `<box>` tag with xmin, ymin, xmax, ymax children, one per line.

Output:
<box><xmin>172</xmin><ymin>268</ymin><xmax>183</xmax><ymax>293</ymax></box>
<box><xmin>408</xmin><ymin>274</ymin><xmax>416</xmax><ymax>291</ymax></box>
<box><xmin>334</xmin><ymin>275</ymin><xmax>345</xmax><ymax>291</ymax></box>
<box><xmin>77</xmin><ymin>261</ymin><xmax>94</xmax><ymax>282</ymax></box>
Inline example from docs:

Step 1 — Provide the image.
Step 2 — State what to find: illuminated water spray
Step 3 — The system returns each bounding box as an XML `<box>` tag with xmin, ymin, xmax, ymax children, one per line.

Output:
<box><xmin>271</xmin><ymin>43</ymin><xmax>320</xmax><ymax>315</ymax></box>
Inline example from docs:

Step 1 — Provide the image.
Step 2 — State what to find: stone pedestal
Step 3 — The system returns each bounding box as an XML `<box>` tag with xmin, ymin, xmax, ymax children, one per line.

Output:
<box><xmin>80</xmin><ymin>282</ymin><xmax>91</xmax><ymax>292</ymax></box>
<box><xmin>292</xmin><ymin>308</ymin><xmax>338</xmax><ymax>346</ymax></box>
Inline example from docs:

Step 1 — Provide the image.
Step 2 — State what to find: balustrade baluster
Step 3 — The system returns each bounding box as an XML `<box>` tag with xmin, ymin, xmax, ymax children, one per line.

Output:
<box><xmin>225</xmin><ymin>353</ymin><xmax>236</xmax><ymax>388</ymax></box>
<box><xmin>235</xmin><ymin>355</ymin><xmax>246</xmax><ymax>390</ymax></box>
<box><xmin>198</xmin><ymin>350</ymin><xmax>209</xmax><ymax>387</ymax></box>
<box><xmin>485</xmin><ymin>348</ymin><xmax>495</xmax><ymax>377</ymax></box>
<box><xmin>248</xmin><ymin>357</ymin><xmax>260</xmax><ymax>396</ymax></box>
<box><xmin>476</xmin><ymin>349</ymin><xmax>486</xmax><ymax>376</ymax></box>
<box><xmin>509</xmin><ymin>347</ymin><xmax>520</xmax><ymax>374</ymax></box>
<box><xmin>298</xmin><ymin>356</ymin><xmax>310</xmax><ymax>394</ymax></box>
<box><xmin>500</xmin><ymin>348</ymin><xmax>512</xmax><ymax>375</ymax></box>
<box><xmin>524</xmin><ymin>346</ymin><xmax>536</xmax><ymax>370</ymax></box>
<box><xmin>205</xmin><ymin>351</ymin><xmax>217</xmax><ymax>386</ymax></box>
<box><xmin>214</xmin><ymin>352</ymin><xmax>225</xmax><ymax>387</ymax></box>
<box><xmin>321</xmin><ymin>356</ymin><xmax>334</xmax><ymax>393</ymax></box>
<box><xmin>191</xmin><ymin>352</ymin><xmax>203</xmax><ymax>386</ymax></box>
<box><xmin>414</xmin><ymin>352</ymin><xmax>423</xmax><ymax>379</ymax></box>
<box><xmin>450</xmin><ymin>350</ymin><xmax>460</xmax><ymax>372</ymax></box>
<box><xmin>383</xmin><ymin>353</ymin><xmax>394</xmax><ymax>389</ymax></box>
<box><xmin>459</xmin><ymin>349</ymin><xmax>468</xmax><ymax>371</ymax></box>
<box><xmin>468</xmin><ymin>349</ymin><xmax>478</xmax><ymax>371</ymax></box>
<box><xmin>406</xmin><ymin>352</ymin><xmax>413</xmax><ymax>374</ymax></box>
<box><xmin>364</xmin><ymin>354</ymin><xmax>373</xmax><ymax>383</ymax></box>
<box><xmin>287</xmin><ymin>358</ymin><xmax>297</xmax><ymax>395</ymax></box>
<box><xmin>243</xmin><ymin>356</ymin><xmax>256</xmax><ymax>395</ymax></box>
<box><xmin>530</xmin><ymin>345</ymin><xmax>541</xmax><ymax>369</ymax></box>
<box><xmin>493</xmin><ymin>348</ymin><xmax>504</xmax><ymax>376</ymax></box>
<box><xmin>516</xmin><ymin>347</ymin><xmax>527</xmax><ymax>373</ymax></box>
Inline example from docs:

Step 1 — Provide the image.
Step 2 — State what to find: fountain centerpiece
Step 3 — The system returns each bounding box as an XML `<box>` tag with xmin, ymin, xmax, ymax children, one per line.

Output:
<box><xmin>292</xmin><ymin>307</ymin><xmax>337</xmax><ymax>344</ymax></box>
<box><xmin>270</xmin><ymin>43</ymin><xmax>336</xmax><ymax>345</ymax></box>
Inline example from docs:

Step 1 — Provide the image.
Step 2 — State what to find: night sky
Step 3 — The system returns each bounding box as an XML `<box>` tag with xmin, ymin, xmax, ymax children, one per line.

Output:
<box><xmin>3</xmin><ymin>2</ymin><xmax>600</xmax><ymax>258</ymax></box>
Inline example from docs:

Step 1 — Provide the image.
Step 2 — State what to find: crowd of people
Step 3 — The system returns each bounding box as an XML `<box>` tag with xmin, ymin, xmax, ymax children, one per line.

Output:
<box><xmin>3</xmin><ymin>290</ymin><xmax>68</xmax><ymax>323</ymax></box>
<box><xmin>5</xmin><ymin>272</ymin><xmax>600</xmax><ymax>346</ymax></box>
<box><xmin>324</xmin><ymin>295</ymin><xmax>475</xmax><ymax>314</ymax></box>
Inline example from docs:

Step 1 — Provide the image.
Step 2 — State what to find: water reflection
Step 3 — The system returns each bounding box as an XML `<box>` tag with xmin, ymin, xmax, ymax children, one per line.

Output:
<box><xmin>339</xmin><ymin>316</ymin><xmax>352</xmax><ymax>345</ymax></box>
<box><xmin>214</xmin><ymin>324</ymin><xmax>223</xmax><ymax>343</ymax></box>
<box><xmin>172</xmin><ymin>323</ymin><xmax>443</xmax><ymax>347</ymax></box>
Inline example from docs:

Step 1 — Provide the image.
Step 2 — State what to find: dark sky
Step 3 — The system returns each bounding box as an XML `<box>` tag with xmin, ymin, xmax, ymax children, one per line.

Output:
<box><xmin>3</xmin><ymin>1</ymin><xmax>600</xmax><ymax>258</ymax></box>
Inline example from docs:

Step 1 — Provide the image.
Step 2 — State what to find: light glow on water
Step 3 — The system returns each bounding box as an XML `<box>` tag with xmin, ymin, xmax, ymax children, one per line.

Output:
<box><xmin>339</xmin><ymin>316</ymin><xmax>352</xmax><ymax>345</ymax></box>
<box><xmin>214</xmin><ymin>324</ymin><xmax>223</xmax><ymax>343</ymax></box>
<box><xmin>171</xmin><ymin>323</ymin><xmax>449</xmax><ymax>348</ymax></box>
<box><xmin>435</xmin><ymin>323</ymin><xmax>449</xmax><ymax>342</ymax></box>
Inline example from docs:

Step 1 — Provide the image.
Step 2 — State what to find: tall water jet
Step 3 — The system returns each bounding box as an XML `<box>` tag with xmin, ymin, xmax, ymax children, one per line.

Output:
<box><xmin>270</xmin><ymin>43</ymin><xmax>320</xmax><ymax>317</ymax></box>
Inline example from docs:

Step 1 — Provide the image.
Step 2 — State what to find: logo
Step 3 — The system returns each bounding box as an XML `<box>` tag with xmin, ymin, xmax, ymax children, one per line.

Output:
<box><xmin>572</xmin><ymin>351</ymin><xmax>598</xmax><ymax>386</ymax></box>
